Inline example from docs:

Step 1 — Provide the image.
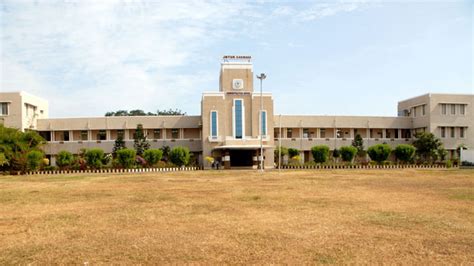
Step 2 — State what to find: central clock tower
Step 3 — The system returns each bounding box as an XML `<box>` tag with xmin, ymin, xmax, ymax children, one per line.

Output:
<box><xmin>219</xmin><ymin>55</ymin><xmax>254</xmax><ymax>93</ymax></box>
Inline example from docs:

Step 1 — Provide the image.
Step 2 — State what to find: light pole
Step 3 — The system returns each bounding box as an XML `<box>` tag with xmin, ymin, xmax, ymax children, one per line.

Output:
<box><xmin>279</xmin><ymin>114</ymin><xmax>282</xmax><ymax>172</ymax></box>
<box><xmin>256</xmin><ymin>73</ymin><xmax>266</xmax><ymax>172</ymax></box>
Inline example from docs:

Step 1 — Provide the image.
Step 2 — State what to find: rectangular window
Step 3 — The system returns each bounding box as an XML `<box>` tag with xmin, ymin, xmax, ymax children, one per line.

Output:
<box><xmin>386</xmin><ymin>129</ymin><xmax>391</xmax><ymax>138</ymax></box>
<box><xmin>81</xmin><ymin>130</ymin><xmax>88</xmax><ymax>141</ymax></box>
<box><xmin>63</xmin><ymin>131</ymin><xmax>70</xmax><ymax>141</ymax></box>
<box><xmin>303</xmin><ymin>128</ymin><xmax>309</xmax><ymax>138</ymax></box>
<box><xmin>336</xmin><ymin>129</ymin><xmax>343</xmax><ymax>138</ymax></box>
<box><xmin>320</xmin><ymin>128</ymin><xmax>325</xmax><ymax>138</ymax></box>
<box><xmin>0</xmin><ymin>103</ymin><xmax>8</xmax><ymax>115</ymax></box>
<box><xmin>451</xmin><ymin>104</ymin><xmax>456</xmax><ymax>115</ymax></box>
<box><xmin>233</xmin><ymin>99</ymin><xmax>243</xmax><ymax>139</ymax></box>
<box><xmin>441</xmin><ymin>104</ymin><xmax>446</xmax><ymax>115</ymax></box>
<box><xmin>460</xmin><ymin>127</ymin><xmax>465</xmax><ymax>138</ymax></box>
<box><xmin>440</xmin><ymin>127</ymin><xmax>445</xmax><ymax>138</ymax></box>
<box><xmin>97</xmin><ymin>130</ymin><xmax>107</xmax><ymax>140</ymax></box>
<box><xmin>117</xmin><ymin>130</ymin><xmax>124</xmax><ymax>139</ymax></box>
<box><xmin>450</xmin><ymin>127</ymin><xmax>455</xmax><ymax>138</ymax></box>
<box><xmin>422</xmin><ymin>105</ymin><xmax>426</xmax><ymax>116</ymax></box>
<box><xmin>287</xmin><ymin>128</ymin><xmax>292</xmax><ymax>138</ymax></box>
<box><xmin>460</xmin><ymin>104</ymin><xmax>465</xmax><ymax>115</ymax></box>
<box><xmin>260</xmin><ymin>110</ymin><xmax>267</xmax><ymax>136</ymax></box>
<box><xmin>171</xmin><ymin>128</ymin><xmax>179</xmax><ymax>139</ymax></box>
<box><xmin>394</xmin><ymin>129</ymin><xmax>399</xmax><ymax>139</ymax></box>
<box><xmin>153</xmin><ymin>129</ymin><xmax>161</xmax><ymax>139</ymax></box>
<box><xmin>210</xmin><ymin>111</ymin><xmax>218</xmax><ymax>138</ymax></box>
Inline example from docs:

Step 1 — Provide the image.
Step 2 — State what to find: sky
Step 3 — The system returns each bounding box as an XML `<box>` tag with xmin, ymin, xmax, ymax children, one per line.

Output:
<box><xmin>1</xmin><ymin>0</ymin><xmax>472</xmax><ymax>118</ymax></box>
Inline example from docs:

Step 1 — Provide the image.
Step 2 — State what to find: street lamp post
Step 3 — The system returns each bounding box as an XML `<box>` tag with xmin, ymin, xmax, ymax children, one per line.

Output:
<box><xmin>256</xmin><ymin>73</ymin><xmax>266</xmax><ymax>172</ymax></box>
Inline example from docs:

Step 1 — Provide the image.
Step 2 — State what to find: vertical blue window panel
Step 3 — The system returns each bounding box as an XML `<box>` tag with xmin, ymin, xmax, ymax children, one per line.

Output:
<box><xmin>211</xmin><ymin>111</ymin><xmax>217</xmax><ymax>138</ymax></box>
<box><xmin>261</xmin><ymin>111</ymin><xmax>267</xmax><ymax>136</ymax></box>
<box><xmin>235</xmin><ymin>100</ymin><xmax>243</xmax><ymax>139</ymax></box>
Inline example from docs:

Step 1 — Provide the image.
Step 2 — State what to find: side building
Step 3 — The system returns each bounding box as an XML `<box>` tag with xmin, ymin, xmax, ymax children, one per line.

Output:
<box><xmin>1</xmin><ymin>56</ymin><xmax>472</xmax><ymax>168</ymax></box>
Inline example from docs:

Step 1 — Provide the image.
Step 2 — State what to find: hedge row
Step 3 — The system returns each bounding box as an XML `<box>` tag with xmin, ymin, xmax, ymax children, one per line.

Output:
<box><xmin>26</xmin><ymin>166</ymin><xmax>202</xmax><ymax>175</ymax></box>
<box><xmin>280</xmin><ymin>164</ymin><xmax>450</xmax><ymax>170</ymax></box>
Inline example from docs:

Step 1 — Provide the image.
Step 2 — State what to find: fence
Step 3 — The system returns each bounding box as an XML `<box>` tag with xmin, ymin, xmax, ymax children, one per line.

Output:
<box><xmin>280</xmin><ymin>164</ymin><xmax>450</xmax><ymax>170</ymax></box>
<box><xmin>26</xmin><ymin>166</ymin><xmax>202</xmax><ymax>175</ymax></box>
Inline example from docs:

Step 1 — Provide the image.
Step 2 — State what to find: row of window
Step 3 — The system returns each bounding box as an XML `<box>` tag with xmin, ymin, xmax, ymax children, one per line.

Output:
<box><xmin>412</xmin><ymin>104</ymin><xmax>426</xmax><ymax>117</ymax></box>
<box><xmin>441</xmin><ymin>104</ymin><xmax>466</xmax><ymax>115</ymax></box>
<box><xmin>280</xmin><ymin>128</ymin><xmax>412</xmax><ymax>139</ymax></box>
<box><xmin>41</xmin><ymin>129</ymin><xmax>183</xmax><ymax>142</ymax></box>
<box><xmin>440</xmin><ymin>127</ymin><xmax>466</xmax><ymax>139</ymax></box>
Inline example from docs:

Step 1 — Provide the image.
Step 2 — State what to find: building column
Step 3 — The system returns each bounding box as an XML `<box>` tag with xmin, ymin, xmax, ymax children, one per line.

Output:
<box><xmin>50</xmin><ymin>131</ymin><xmax>54</xmax><ymax>142</ymax></box>
<box><xmin>88</xmin><ymin>130</ymin><xmax>92</xmax><ymax>141</ymax></box>
<box><xmin>350</xmin><ymin>128</ymin><xmax>354</xmax><ymax>138</ymax></box>
<box><xmin>69</xmin><ymin>130</ymin><xmax>74</xmax><ymax>141</ymax></box>
<box><xmin>398</xmin><ymin>129</ymin><xmax>402</xmax><ymax>139</ymax></box>
<box><xmin>382</xmin><ymin>129</ymin><xmax>386</xmax><ymax>139</ymax></box>
<box><xmin>106</xmin><ymin>130</ymin><xmax>111</xmax><ymax>141</ymax></box>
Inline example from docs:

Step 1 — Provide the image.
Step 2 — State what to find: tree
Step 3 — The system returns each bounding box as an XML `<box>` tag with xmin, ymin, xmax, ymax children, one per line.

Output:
<box><xmin>56</xmin><ymin>150</ymin><xmax>75</xmax><ymax>169</ymax></box>
<box><xmin>394</xmin><ymin>144</ymin><xmax>416</xmax><ymax>163</ymax></box>
<box><xmin>143</xmin><ymin>149</ymin><xmax>163</xmax><ymax>167</ymax></box>
<box><xmin>112</xmin><ymin>135</ymin><xmax>126</xmax><ymax>155</ymax></box>
<box><xmin>160</xmin><ymin>145</ymin><xmax>171</xmax><ymax>162</ymax></box>
<box><xmin>340</xmin><ymin>146</ymin><xmax>357</xmax><ymax>162</ymax></box>
<box><xmin>351</xmin><ymin>134</ymin><xmax>364</xmax><ymax>154</ymax></box>
<box><xmin>0</xmin><ymin>125</ymin><xmax>45</xmax><ymax>173</ymax></box>
<box><xmin>129</xmin><ymin>109</ymin><xmax>147</xmax><ymax>116</ymax></box>
<box><xmin>332</xmin><ymin>149</ymin><xmax>340</xmax><ymax>162</ymax></box>
<box><xmin>367</xmin><ymin>144</ymin><xmax>392</xmax><ymax>164</ymax></box>
<box><xmin>116</xmin><ymin>148</ymin><xmax>136</xmax><ymax>169</ymax></box>
<box><xmin>169</xmin><ymin>146</ymin><xmax>190</xmax><ymax>167</ymax></box>
<box><xmin>311</xmin><ymin>145</ymin><xmax>330</xmax><ymax>163</ymax></box>
<box><xmin>412</xmin><ymin>132</ymin><xmax>442</xmax><ymax>162</ymax></box>
<box><xmin>288</xmin><ymin>148</ymin><xmax>299</xmax><ymax>158</ymax></box>
<box><xmin>133</xmin><ymin>124</ymin><xmax>150</xmax><ymax>156</ymax></box>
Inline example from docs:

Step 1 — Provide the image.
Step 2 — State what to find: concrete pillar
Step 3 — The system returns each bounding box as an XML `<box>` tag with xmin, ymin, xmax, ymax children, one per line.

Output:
<box><xmin>88</xmin><ymin>130</ymin><xmax>92</xmax><ymax>141</ymax></box>
<box><xmin>69</xmin><ymin>130</ymin><xmax>73</xmax><ymax>141</ymax></box>
<box><xmin>350</xmin><ymin>128</ymin><xmax>354</xmax><ymax>138</ymax></box>
<box><xmin>106</xmin><ymin>130</ymin><xmax>111</xmax><ymax>141</ymax></box>
<box><xmin>162</xmin><ymin>129</ymin><xmax>167</xmax><ymax>140</ymax></box>
<box><xmin>398</xmin><ymin>129</ymin><xmax>402</xmax><ymax>139</ymax></box>
<box><xmin>50</xmin><ymin>131</ymin><xmax>54</xmax><ymax>142</ymax></box>
<box><xmin>223</xmin><ymin>150</ymin><xmax>230</xmax><ymax>169</ymax></box>
<box><xmin>382</xmin><ymin>129</ymin><xmax>386</xmax><ymax>139</ymax></box>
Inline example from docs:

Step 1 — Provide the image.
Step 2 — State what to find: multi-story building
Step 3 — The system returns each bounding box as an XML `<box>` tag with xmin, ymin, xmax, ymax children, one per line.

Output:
<box><xmin>1</xmin><ymin>56</ymin><xmax>473</xmax><ymax>168</ymax></box>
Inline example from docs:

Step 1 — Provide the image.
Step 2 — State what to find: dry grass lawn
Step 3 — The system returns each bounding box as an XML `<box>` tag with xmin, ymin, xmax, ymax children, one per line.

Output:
<box><xmin>0</xmin><ymin>169</ymin><xmax>473</xmax><ymax>264</ymax></box>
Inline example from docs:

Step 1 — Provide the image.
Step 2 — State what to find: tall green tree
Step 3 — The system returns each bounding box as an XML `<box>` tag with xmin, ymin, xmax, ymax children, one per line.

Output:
<box><xmin>133</xmin><ymin>124</ymin><xmax>150</xmax><ymax>156</ymax></box>
<box><xmin>112</xmin><ymin>135</ymin><xmax>126</xmax><ymax>155</ymax></box>
<box><xmin>412</xmin><ymin>132</ymin><xmax>442</xmax><ymax>162</ymax></box>
<box><xmin>351</xmin><ymin>134</ymin><xmax>364</xmax><ymax>154</ymax></box>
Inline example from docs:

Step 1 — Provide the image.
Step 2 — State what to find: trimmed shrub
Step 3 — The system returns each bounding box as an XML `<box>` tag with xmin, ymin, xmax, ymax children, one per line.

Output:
<box><xmin>311</xmin><ymin>145</ymin><xmax>330</xmax><ymax>163</ymax></box>
<box><xmin>143</xmin><ymin>149</ymin><xmax>163</xmax><ymax>167</ymax></box>
<box><xmin>84</xmin><ymin>148</ymin><xmax>104</xmax><ymax>169</ymax></box>
<box><xmin>116</xmin><ymin>148</ymin><xmax>136</xmax><ymax>169</ymax></box>
<box><xmin>169</xmin><ymin>146</ymin><xmax>190</xmax><ymax>167</ymax></box>
<box><xmin>288</xmin><ymin>148</ymin><xmax>299</xmax><ymax>158</ymax></box>
<box><xmin>26</xmin><ymin>150</ymin><xmax>44</xmax><ymax>171</ymax></box>
<box><xmin>367</xmin><ymin>144</ymin><xmax>392</xmax><ymax>164</ymax></box>
<box><xmin>394</xmin><ymin>144</ymin><xmax>416</xmax><ymax>163</ymax></box>
<box><xmin>340</xmin><ymin>146</ymin><xmax>357</xmax><ymax>162</ymax></box>
<box><xmin>56</xmin><ymin>150</ymin><xmax>74</xmax><ymax>169</ymax></box>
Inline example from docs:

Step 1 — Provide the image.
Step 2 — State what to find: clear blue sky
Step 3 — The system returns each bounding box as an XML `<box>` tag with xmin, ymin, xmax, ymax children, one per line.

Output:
<box><xmin>1</xmin><ymin>0</ymin><xmax>472</xmax><ymax>117</ymax></box>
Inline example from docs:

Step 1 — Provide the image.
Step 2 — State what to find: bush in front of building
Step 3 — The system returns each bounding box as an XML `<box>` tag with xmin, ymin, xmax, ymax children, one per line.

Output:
<box><xmin>367</xmin><ymin>144</ymin><xmax>392</xmax><ymax>164</ymax></box>
<box><xmin>340</xmin><ymin>146</ymin><xmax>357</xmax><ymax>163</ymax></box>
<box><xmin>116</xmin><ymin>148</ymin><xmax>136</xmax><ymax>169</ymax></box>
<box><xmin>311</xmin><ymin>145</ymin><xmax>330</xmax><ymax>163</ymax></box>
<box><xmin>143</xmin><ymin>149</ymin><xmax>163</xmax><ymax>167</ymax></box>
<box><xmin>394</xmin><ymin>144</ymin><xmax>416</xmax><ymax>163</ymax></box>
<box><xmin>84</xmin><ymin>148</ymin><xmax>105</xmax><ymax>169</ymax></box>
<box><xmin>56</xmin><ymin>150</ymin><xmax>75</xmax><ymax>169</ymax></box>
<box><xmin>288</xmin><ymin>148</ymin><xmax>299</xmax><ymax>159</ymax></box>
<box><xmin>26</xmin><ymin>150</ymin><xmax>44</xmax><ymax>171</ymax></box>
<box><xmin>169</xmin><ymin>146</ymin><xmax>190</xmax><ymax>167</ymax></box>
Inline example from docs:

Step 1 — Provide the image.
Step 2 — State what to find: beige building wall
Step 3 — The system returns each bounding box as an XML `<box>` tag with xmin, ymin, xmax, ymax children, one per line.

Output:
<box><xmin>0</xmin><ymin>91</ymin><xmax>49</xmax><ymax>131</ymax></box>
